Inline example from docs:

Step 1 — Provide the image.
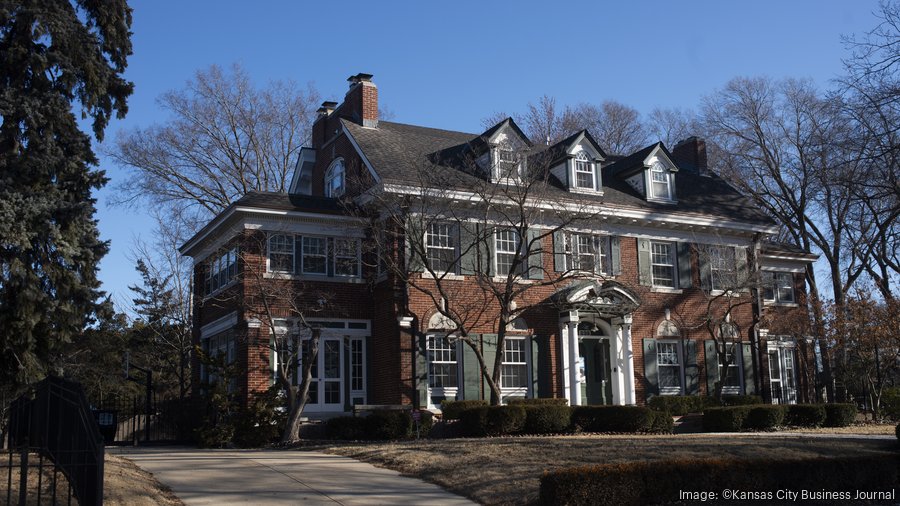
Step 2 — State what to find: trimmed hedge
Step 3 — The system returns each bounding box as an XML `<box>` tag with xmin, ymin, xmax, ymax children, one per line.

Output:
<box><xmin>722</xmin><ymin>394</ymin><xmax>763</xmax><ymax>406</ymax></box>
<box><xmin>540</xmin><ymin>455</ymin><xmax>900</xmax><ymax>506</ymax></box>
<box><xmin>824</xmin><ymin>403</ymin><xmax>857</xmax><ymax>428</ymax></box>
<box><xmin>325</xmin><ymin>416</ymin><xmax>367</xmax><ymax>440</ymax></box>
<box><xmin>571</xmin><ymin>406</ymin><xmax>660</xmax><ymax>433</ymax></box>
<box><xmin>744</xmin><ymin>405</ymin><xmax>785</xmax><ymax>430</ymax></box>
<box><xmin>785</xmin><ymin>404</ymin><xmax>826</xmax><ymax>427</ymax></box>
<box><xmin>326</xmin><ymin>410</ymin><xmax>432</xmax><ymax>440</ymax></box>
<box><xmin>703</xmin><ymin>406</ymin><xmax>751</xmax><ymax>432</ymax></box>
<box><xmin>440</xmin><ymin>400</ymin><xmax>487</xmax><ymax>420</ymax></box>
<box><xmin>508</xmin><ymin>397</ymin><xmax>569</xmax><ymax>406</ymax></box>
<box><xmin>884</xmin><ymin>387</ymin><xmax>900</xmax><ymax>420</ymax></box>
<box><xmin>648</xmin><ymin>410</ymin><xmax>674</xmax><ymax>433</ymax></box>
<box><xmin>647</xmin><ymin>395</ymin><xmax>714</xmax><ymax>415</ymax></box>
<box><xmin>896</xmin><ymin>423</ymin><xmax>899</xmax><ymax>440</ymax></box>
<box><xmin>460</xmin><ymin>405</ymin><xmax>527</xmax><ymax>436</ymax></box>
<box><xmin>522</xmin><ymin>404</ymin><xmax>572</xmax><ymax>434</ymax></box>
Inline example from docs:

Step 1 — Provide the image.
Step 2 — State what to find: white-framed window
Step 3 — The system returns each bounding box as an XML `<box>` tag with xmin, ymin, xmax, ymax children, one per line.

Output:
<box><xmin>717</xmin><ymin>324</ymin><xmax>742</xmax><ymax>395</ymax></box>
<box><xmin>267</xmin><ymin>234</ymin><xmax>294</xmax><ymax>273</ymax></box>
<box><xmin>427</xmin><ymin>335</ymin><xmax>458</xmax><ymax>389</ymax></box>
<box><xmin>333</xmin><ymin>238</ymin><xmax>360</xmax><ymax>277</ymax></box>
<box><xmin>649</xmin><ymin>162</ymin><xmax>673</xmax><ymax>200</ymax></box>
<box><xmin>494</xmin><ymin>228</ymin><xmax>521</xmax><ymax>276</ymax></box>
<box><xmin>650</xmin><ymin>241</ymin><xmax>676</xmax><ymax>288</ymax></box>
<box><xmin>325</xmin><ymin>159</ymin><xmax>345</xmax><ymax>198</ymax></box>
<box><xmin>566</xmin><ymin>233</ymin><xmax>610</xmax><ymax>274</ymax></box>
<box><xmin>762</xmin><ymin>272</ymin><xmax>795</xmax><ymax>304</ymax></box>
<box><xmin>501</xmin><ymin>337</ymin><xmax>528</xmax><ymax>389</ymax></box>
<box><xmin>204</xmin><ymin>247</ymin><xmax>238</xmax><ymax>295</ymax></box>
<box><xmin>656</xmin><ymin>341</ymin><xmax>683</xmax><ymax>395</ymax></box>
<box><xmin>574</xmin><ymin>152</ymin><xmax>595</xmax><ymax>190</ymax></box>
<box><xmin>709</xmin><ymin>246</ymin><xmax>737</xmax><ymax>292</ymax></box>
<box><xmin>495</xmin><ymin>145</ymin><xmax>522</xmax><ymax>180</ymax></box>
<box><xmin>426</xmin><ymin>223</ymin><xmax>458</xmax><ymax>274</ymax></box>
<box><xmin>301</xmin><ymin>236</ymin><xmax>327</xmax><ymax>275</ymax></box>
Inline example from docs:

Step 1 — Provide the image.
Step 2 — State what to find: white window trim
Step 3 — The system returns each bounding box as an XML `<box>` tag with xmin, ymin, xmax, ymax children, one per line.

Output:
<box><xmin>656</xmin><ymin>339</ymin><xmax>685</xmax><ymax>396</ymax></box>
<box><xmin>325</xmin><ymin>159</ymin><xmax>346</xmax><ymax>198</ymax></box>
<box><xmin>501</xmin><ymin>336</ymin><xmax>530</xmax><ymax>397</ymax></box>
<box><xmin>650</xmin><ymin>241</ymin><xmax>678</xmax><ymax>288</ymax></box>
<box><xmin>647</xmin><ymin>161</ymin><xmax>675</xmax><ymax>203</ymax></box>
<box><xmin>492</xmin><ymin>145</ymin><xmax>524</xmax><ymax>183</ymax></box>
<box><xmin>425</xmin><ymin>222</ymin><xmax>460</xmax><ymax>275</ymax></box>
<box><xmin>267</xmin><ymin>233</ymin><xmax>295</xmax><ymax>274</ymax></box>
<box><xmin>494</xmin><ymin>228</ymin><xmax>523</xmax><ymax>277</ymax></box>
<box><xmin>427</xmin><ymin>334</ymin><xmax>460</xmax><ymax>405</ymax></box>
<box><xmin>762</xmin><ymin>271</ymin><xmax>797</xmax><ymax>306</ymax></box>
<box><xmin>565</xmin><ymin>233</ymin><xmax>610</xmax><ymax>275</ymax></box>
<box><xmin>572</xmin><ymin>152</ymin><xmax>597</xmax><ymax>192</ymax></box>
<box><xmin>301</xmin><ymin>235</ymin><xmax>328</xmax><ymax>276</ymax></box>
<box><xmin>709</xmin><ymin>246</ymin><xmax>738</xmax><ymax>293</ymax></box>
<box><xmin>333</xmin><ymin>237</ymin><xmax>361</xmax><ymax>277</ymax></box>
<box><xmin>716</xmin><ymin>338</ymin><xmax>743</xmax><ymax>396</ymax></box>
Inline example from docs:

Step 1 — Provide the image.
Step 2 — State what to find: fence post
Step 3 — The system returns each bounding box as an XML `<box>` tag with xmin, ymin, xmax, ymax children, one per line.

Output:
<box><xmin>18</xmin><ymin>438</ymin><xmax>28</xmax><ymax>506</ymax></box>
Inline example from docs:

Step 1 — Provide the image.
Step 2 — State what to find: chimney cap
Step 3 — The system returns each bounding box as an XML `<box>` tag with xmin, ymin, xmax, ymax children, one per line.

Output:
<box><xmin>347</xmin><ymin>73</ymin><xmax>374</xmax><ymax>84</ymax></box>
<box><xmin>321</xmin><ymin>101</ymin><xmax>338</xmax><ymax>108</ymax></box>
<box><xmin>674</xmin><ymin>136</ymin><xmax>702</xmax><ymax>147</ymax></box>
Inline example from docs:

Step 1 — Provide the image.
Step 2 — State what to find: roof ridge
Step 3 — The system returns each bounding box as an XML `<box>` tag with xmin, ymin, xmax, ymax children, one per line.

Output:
<box><xmin>372</xmin><ymin>120</ymin><xmax>477</xmax><ymax>138</ymax></box>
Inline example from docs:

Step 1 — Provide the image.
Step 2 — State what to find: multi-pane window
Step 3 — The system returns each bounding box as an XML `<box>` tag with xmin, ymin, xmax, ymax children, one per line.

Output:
<box><xmin>301</xmin><ymin>236</ymin><xmax>327</xmax><ymax>274</ymax></box>
<box><xmin>567</xmin><ymin>234</ymin><xmax>610</xmax><ymax>274</ymax></box>
<box><xmin>762</xmin><ymin>272</ymin><xmax>795</xmax><ymax>303</ymax></box>
<box><xmin>501</xmin><ymin>337</ymin><xmax>528</xmax><ymax>389</ymax></box>
<box><xmin>650</xmin><ymin>162</ymin><xmax>672</xmax><ymax>200</ymax></box>
<box><xmin>268</xmin><ymin>234</ymin><xmax>294</xmax><ymax>273</ymax></box>
<box><xmin>709</xmin><ymin>246</ymin><xmax>737</xmax><ymax>291</ymax></box>
<box><xmin>650</xmin><ymin>241</ymin><xmax>676</xmax><ymax>288</ymax></box>
<box><xmin>427</xmin><ymin>335</ymin><xmax>458</xmax><ymax>389</ymax></box>
<box><xmin>496</xmin><ymin>147</ymin><xmax>520</xmax><ymax>180</ymax></box>
<box><xmin>495</xmin><ymin>229</ymin><xmax>521</xmax><ymax>276</ymax></box>
<box><xmin>656</xmin><ymin>341</ymin><xmax>683</xmax><ymax>394</ymax></box>
<box><xmin>333</xmin><ymin>238</ymin><xmax>360</xmax><ymax>277</ymax></box>
<box><xmin>350</xmin><ymin>339</ymin><xmax>364</xmax><ymax>391</ymax></box>
<box><xmin>717</xmin><ymin>325</ymin><xmax>742</xmax><ymax>394</ymax></box>
<box><xmin>204</xmin><ymin>247</ymin><xmax>238</xmax><ymax>295</ymax></box>
<box><xmin>426</xmin><ymin>223</ymin><xmax>458</xmax><ymax>273</ymax></box>
<box><xmin>325</xmin><ymin>160</ymin><xmax>345</xmax><ymax>198</ymax></box>
<box><xmin>574</xmin><ymin>152</ymin><xmax>595</xmax><ymax>189</ymax></box>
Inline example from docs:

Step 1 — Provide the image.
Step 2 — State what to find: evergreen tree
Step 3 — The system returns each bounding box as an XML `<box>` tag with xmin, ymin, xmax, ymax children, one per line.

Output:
<box><xmin>0</xmin><ymin>1</ymin><xmax>133</xmax><ymax>388</ymax></box>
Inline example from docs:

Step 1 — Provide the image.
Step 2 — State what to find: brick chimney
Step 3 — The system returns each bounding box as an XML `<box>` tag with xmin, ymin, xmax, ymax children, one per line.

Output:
<box><xmin>672</xmin><ymin>136</ymin><xmax>708</xmax><ymax>174</ymax></box>
<box><xmin>311</xmin><ymin>101</ymin><xmax>339</xmax><ymax>149</ymax></box>
<box><xmin>343</xmin><ymin>73</ymin><xmax>378</xmax><ymax>128</ymax></box>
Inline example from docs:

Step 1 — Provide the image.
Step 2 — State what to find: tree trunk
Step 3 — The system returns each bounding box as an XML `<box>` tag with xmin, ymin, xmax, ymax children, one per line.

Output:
<box><xmin>281</xmin><ymin>328</ymin><xmax>320</xmax><ymax>443</ymax></box>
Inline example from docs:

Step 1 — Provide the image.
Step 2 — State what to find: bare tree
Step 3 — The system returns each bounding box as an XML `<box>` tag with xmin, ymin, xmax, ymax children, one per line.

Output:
<box><xmin>569</xmin><ymin>101</ymin><xmax>649</xmax><ymax>155</ymax></box>
<box><xmin>647</xmin><ymin>107</ymin><xmax>699</xmax><ymax>147</ymax></box>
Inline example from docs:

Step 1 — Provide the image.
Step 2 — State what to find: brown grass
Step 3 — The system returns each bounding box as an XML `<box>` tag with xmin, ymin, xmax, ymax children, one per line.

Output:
<box><xmin>104</xmin><ymin>454</ymin><xmax>184</xmax><ymax>506</ymax></box>
<box><xmin>325</xmin><ymin>433</ymin><xmax>899</xmax><ymax>505</ymax></box>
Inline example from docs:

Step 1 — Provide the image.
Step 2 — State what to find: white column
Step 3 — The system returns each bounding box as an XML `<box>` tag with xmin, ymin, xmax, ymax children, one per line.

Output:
<box><xmin>560</xmin><ymin>322</ymin><xmax>570</xmax><ymax>400</ymax></box>
<box><xmin>610</xmin><ymin>318</ymin><xmax>625</xmax><ymax>405</ymax></box>
<box><xmin>622</xmin><ymin>314</ymin><xmax>636</xmax><ymax>405</ymax></box>
<box><xmin>568</xmin><ymin>320</ymin><xmax>581</xmax><ymax>406</ymax></box>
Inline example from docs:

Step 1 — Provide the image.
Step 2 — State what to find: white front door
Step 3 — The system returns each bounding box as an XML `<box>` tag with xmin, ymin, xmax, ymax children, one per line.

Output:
<box><xmin>302</xmin><ymin>337</ymin><xmax>344</xmax><ymax>411</ymax></box>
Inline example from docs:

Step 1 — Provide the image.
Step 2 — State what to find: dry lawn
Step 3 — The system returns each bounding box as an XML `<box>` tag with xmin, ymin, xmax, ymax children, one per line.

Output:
<box><xmin>104</xmin><ymin>454</ymin><xmax>183</xmax><ymax>506</ymax></box>
<box><xmin>326</xmin><ymin>433</ymin><xmax>899</xmax><ymax>505</ymax></box>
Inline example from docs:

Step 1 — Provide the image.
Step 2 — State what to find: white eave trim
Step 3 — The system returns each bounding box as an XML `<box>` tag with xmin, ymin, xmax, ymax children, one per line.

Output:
<box><xmin>760</xmin><ymin>252</ymin><xmax>819</xmax><ymax>263</ymax></box>
<box><xmin>200</xmin><ymin>311</ymin><xmax>238</xmax><ymax>339</ymax></box>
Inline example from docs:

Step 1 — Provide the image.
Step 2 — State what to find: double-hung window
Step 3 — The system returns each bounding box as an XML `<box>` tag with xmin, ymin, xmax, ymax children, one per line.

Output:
<box><xmin>301</xmin><ymin>236</ymin><xmax>327</xmax><ymax>275</ymax></box>
<box><xmin>650</xmin><ymin>241</ymin><xmax>676</xmax><ymax>288</ymax></box>
<box><xmin>656</xmin><ymin>341</ymin><xmax>683</xmax><ymax>395</ymax></box>
<box><xmin>427</xmin><ymin>335</ymin><xmax>458</xmax><ymax>389</ymax></box>
<box><xmin>494</xmin><ymin>229</ymin><xmax>521</xmax><ymax>276</ymax></box>
<box><xmin>574</xmin><ymin>152</ymin><xmax>595</xmax><ymax>190</ymax></box>
<box><xmin>268</xmin><ymin>234</ymin><xmax>294</xmax><ymax>273</ymax></box>
<box><xmin>426</xmin><ymin>223</ymin><xmax>458</xmax><ymax>274</ymax></box>
<box><xmin>650</xmin><ymin>162</ymin><xmax>672</xmax><ymax>200</ymax></box>
<box><xmin>495</xmin><ymin>147</ymin><xmax>521</xmax><ymax>180</ymax></box>
<box><xmin>501</xmin><ymin>337</ymin><xmax>528</xmax><ymax>389</ymax></box>
<box><xmin>204</xmin><ymin>248</ymin><xmax>238</xmax><ymax>295</ymax></box>
<box><xmin>566</xmin><ymin>233</ymin><xmax>610</xmax><ymax>274</ymax></box>
<box><xmin>709</xmin><ymin>246</ymin><xmax>737</xmax><ymax>292</ymax></box>
<box><xmin>762</xmin><ymin>272</ymin><xmax>795</xmax><ymax>304</ymax></box>
<box><xmin>333</xmin><ymin>238</ymin><xmax>360</xmax><ymax>277</ymax></box>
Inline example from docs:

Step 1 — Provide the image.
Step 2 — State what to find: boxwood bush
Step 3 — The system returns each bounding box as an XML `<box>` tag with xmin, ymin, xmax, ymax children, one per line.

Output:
<box><xmin>647</xmin><ymin>410</ymin><xmax>674</xmax><ymax>433</ymax></box>
<box><xmin>508</xmin><ymin>397</ymin><xmax>569</xmax><ymax>406</ymax></box>
<box><xmin>702</xmin><ymin>406</ymin><xmax>751</xmax><ymax>432</ymax></box>
<box><xmin>744</xmin><ymin>405</ymin><xmax>785</xmax><ymax>430</ymax></box>
<box><xmin>647</xmin><ymin>395</ymin><xmax>713</xmax><ymax>415</ymax></box>
<box><xmin>785</xmin><ymin>404</ymin><xmax>826</xmax><ymax>427</ymax></box>
<box><xmin>522</xmin><ymin>404</ymin><xmax>572</xmax><ymax>434</ymax></box>
<box><xmin>440</xmin><ymin>400</ymin><xmax>487</xmax><ymax>420</ymax></box>
<box><xmin>325</xmin><ymin>416</ymin><xmax>367</xmax><ymax>440</ymax></box>
<box><xmin>459</xmin><ymin>405</ymin><xmax>527</xmax><ymax>436</ymax></box>
<box><xmin>823</xmin><ymin>403</ymin><xmax>857</xmax><ymax>428</ymax></box>
<box><xmin>326</xmin><ymin>410</ymin><xmax>430</xmax><ymax>440</ymax></box>
<box><xmin>571</xmin><ymin>406</ymin><xmax>658</xmax><ymax>433</ymax></box>
<box><xmin>722</xmin><ymin>394</ymin><xmax>763</xmax><ymax>406</ymax></box>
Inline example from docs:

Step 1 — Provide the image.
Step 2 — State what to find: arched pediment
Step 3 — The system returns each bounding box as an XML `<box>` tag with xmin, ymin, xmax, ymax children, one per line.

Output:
<box><xmin>553</xmin><ymin>280</ymin><xmax>641</xmax><ymax>316</ymax></box>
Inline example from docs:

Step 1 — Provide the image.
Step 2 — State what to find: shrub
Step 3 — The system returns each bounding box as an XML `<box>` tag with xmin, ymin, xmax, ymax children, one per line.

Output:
<box><xmin>647</xmin><ymin>395</ymin><xmax>712</xmax><ymax>415</ymax></box>
<box><xmin>647</xmin><ymin>410</ymin><xmax>674</xmax><ymax>433</ymax></box>
<box><xmin>722</xmin><ymin>394</ymin><xmax>763</xmax><ymax>406</ymax></box>
<box><xmin>326</xmin><ymin>416</ymin><xmax>367</xmax><ymax>440</ymax></box>
<box><xmin>233</xmin><ymin>388</ymin><xmax>286</xmax><ymax>448</ymax></box>
<box><xmin>440</xmin><ymin>400</ymin><xmax>487</xmax><ymax>420</ymax></box>
<box><xmin>522</xmin><ymin>404</ymin><xmax>571</xmax><ymax>434</ymax></box>
<box><xmin>460</xmin><ymin>405</ymin><xmax>527</xmax><ymax>436</ymax></box>
<box><xmin>882</xmin><ymin>387</ymin><xmax>900</xmax><ymax>420</ymax></box>
<box><xmin>410</xmin><ymin>410</ymin><xmax>434</xmax><ymax>437</ymax></box>
<box><xmin>785</xmin><ymin>404</ymin><xmax>826</xmax><ymax>427</ymax></box>
<box><xmin>571</xmin><ymin>406</ymin><xmax>656</xmax><ymax>433</ymax></box>
<box><xmin>702</xmin><ymin>406</ymin><xmax>751</xmax><ymax>432</ymax></box>
<box><xmin>744</xmin><ymin>405</ymin><xmax>785</xmax><ymax>430</ymax></box>
<box><xmin>508</xmin><ymin>397</ymin><xmax>569</xmax><ymax>406</ymax></box>
<box><xmin>823</xmin><ymin>403</ymin><xmax>857</xmax><ymax>428</ymax></box>
<box><xmin>364</xmin><ymin>410</ymin><xmax>414</xmax><ymax>440</ymax></box>
<box><xmin>540</xmin><ymin>455</ymin><xmax>900</xmax><ymax>506</ymax></box>
<box><xmin>896</xmin><ymin>423</ymin><xmax>899</xmax><ymax>441</ymax></box>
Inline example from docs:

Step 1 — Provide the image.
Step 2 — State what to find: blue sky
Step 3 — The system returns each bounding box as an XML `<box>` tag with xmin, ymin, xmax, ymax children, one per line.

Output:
<box><xmin>94</xmin><ymin>0</ymin><xmax>881</xmax><ymax>308</ymax></box>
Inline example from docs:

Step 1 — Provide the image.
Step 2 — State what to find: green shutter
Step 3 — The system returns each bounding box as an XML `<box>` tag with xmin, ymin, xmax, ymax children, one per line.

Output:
<box><xmin>482</xmin><ymin>334</ymin><xmax>498</xmax><ymax>400</ymax></box>
<box><xmin>294</xmin><ymin>236</ymin><xmax>303</xmax><ymax>274</ymax></box>
<box><xmin>414</xmin><ymin>333</ymin><xmax>427</xmax><ymax>408</ymax></box>
<box><xmin>530</xmin><ymin>335</ymin><xmax>540</xmax><ymax>398</ymax></box>
<box><xmin>405</xmin><ymin>218</ymin><xmax>424</xmax><ymax>272</ymax></box>
<box><xmin>704</xmin><ymin>340</ymin><xmax>718</xmax><ymax>395</ymax></box>
<box><xmin>685</xmin><ymin>340</ymin><xmax>700</xmax><ymax>395</ymax></box>
<box><xmin>643</xmin><ymin>338</ymin><xmax>658</xmax><ymax>398</ymax></box>
<box><xmin>462</xmin><ymin>338</ymin><xmax>481</xmax><ymax>401</ymax></box>
<box><xmin>735</xmin><ymin>247</ymin><xmax>749</xmax><ymax>289</ymax></box>
<box><xmin>526</xmin><ymin>229</ymin><xmax>544</xmax><ymax>279</ymax></box>
<box><xmin>610</xmin><ymin>236</ymin><xmax>621</xmax><ymax>276</ymax></box>
<box><xmin>677</xmin><ymin>242</ymin><xmax>693</xmax><ymax>289</ymax></box>
<box><xmin>459</xmin><ymin>222</ymin><xmax>477</xmax><ymax>275</ymax></box>
<box><xmin>742</xmin><ymin>342</ymin><xmax>756</xmax><ymax>395</ymax></box>
<box><xmin>637</xmin><ymin>239</ymin><xmax>652</xmax><ymax>286</ymax></box>
<box><xmin>485</xmin><ymin>226</ymin><xmax>496</xmax><ymax>276</ymax></box>
<box><xmin>699</xmin><ymin>248</ymin><xmax>712</xmax><ymax>291</ymax></box>
<box><xmin>553</xmin><ymin>230</ymin><xmax>566</xmax><ymax>272</ymax></box>
<box><xmin>326</xmin><ymin>237</ymin><xmax>335</xmax><ymax>277</ymax></box>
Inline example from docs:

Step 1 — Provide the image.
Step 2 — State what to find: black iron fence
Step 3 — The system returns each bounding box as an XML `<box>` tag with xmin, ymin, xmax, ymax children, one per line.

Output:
<box><xmin>94</xmin><ymin>394</ymin><xmax>196</xmax><ymax>445</ymax></box>
<box><xmin>4</xmin><ymin>376</ymin><xmax>104</xmax><ymax>506</ymax></box>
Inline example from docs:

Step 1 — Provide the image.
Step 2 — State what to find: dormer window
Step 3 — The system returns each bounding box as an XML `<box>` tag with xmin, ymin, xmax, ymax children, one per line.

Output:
<box><xmin>649</xmin><ymin>161</ymin><xmax>673</xmax><ymax>201</ymax></box>
<box><xmin>494</xmin><ymin>144</ymin><xmax>523</xmax><ymax>181</ymax></box>
<box><xmin>325</xmin><ymin>159</ymin><xmax>345</xmax><ymax>197</ymax></box>
<box><xmin>574</xmin><ymin>152</ymin><xmax>595</xmax><ymax>190</ymax></box>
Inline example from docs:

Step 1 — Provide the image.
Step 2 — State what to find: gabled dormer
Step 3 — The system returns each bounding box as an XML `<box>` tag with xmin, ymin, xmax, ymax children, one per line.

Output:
<box><xmin>609</xmin><ymin>142</ymin><xmax>679</xmax><ymax>204</ymax></box>
<box><xmin>472</xmin><ymin>118</ymin><xmax>532</xmax><ymax>183</ymax></box>
<box><xmin>545</xmin><ymin>130</ymin><xmax>606</xmax><ymax>194</ymax></box>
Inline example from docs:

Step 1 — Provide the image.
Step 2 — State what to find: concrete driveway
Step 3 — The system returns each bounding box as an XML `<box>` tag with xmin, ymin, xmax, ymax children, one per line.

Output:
<box><xmin>111</xmin><ymin>447</ymin><xmax>476</xmax><ymax>505</ymax></box>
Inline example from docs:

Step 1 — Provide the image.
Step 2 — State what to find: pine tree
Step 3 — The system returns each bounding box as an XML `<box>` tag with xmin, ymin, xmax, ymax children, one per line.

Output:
<box><xmin>0</xmin><ymin>1</ymin><xmax>133</xmax><ymax>388</ymax></box>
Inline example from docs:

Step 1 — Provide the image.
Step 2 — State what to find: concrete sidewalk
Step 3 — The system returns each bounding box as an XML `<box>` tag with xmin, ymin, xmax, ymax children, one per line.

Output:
<box><xmin>111</xmin><ymin>447</ymin><xmax>476</xmax><ymax>505</ymax></box>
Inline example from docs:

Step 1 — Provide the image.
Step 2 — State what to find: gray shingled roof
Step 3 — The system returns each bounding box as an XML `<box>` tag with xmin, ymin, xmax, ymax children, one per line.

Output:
<box><xmin>343</xmin><ymin>120</ymin><xmax>775</xmax><ymax>227</ymax></box>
